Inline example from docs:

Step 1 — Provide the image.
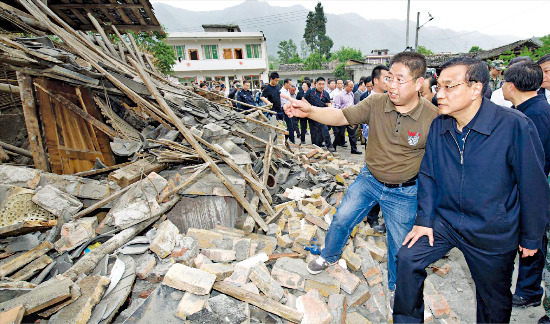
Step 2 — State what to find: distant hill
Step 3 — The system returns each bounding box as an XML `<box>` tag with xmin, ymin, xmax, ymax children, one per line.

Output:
<box><xmin>153</xmin><ymin>0</ymin><xmax>520</xmax><ymax>57</ymax></box>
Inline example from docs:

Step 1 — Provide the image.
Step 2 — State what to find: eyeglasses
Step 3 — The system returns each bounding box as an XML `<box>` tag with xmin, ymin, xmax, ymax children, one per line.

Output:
<box><xmin>383</xmin><ymin>76</ymin><xmax>416</xmax><ymax>85</ymax></box>
<box><xmin>435</xmin><ymin>81</ymin><xmax>471</xmax><ymax>92</ymax></box>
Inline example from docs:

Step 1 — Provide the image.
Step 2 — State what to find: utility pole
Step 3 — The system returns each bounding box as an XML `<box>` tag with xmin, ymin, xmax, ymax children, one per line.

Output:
<box><xmin>415</xmin><ymin>12</ymin><xmax>434</xmax><ymax>52</ymax></box>
<box><xmin>406</xmin><ymin>0</ymin><xmax>411</xmax><ymax>49</ymax></box>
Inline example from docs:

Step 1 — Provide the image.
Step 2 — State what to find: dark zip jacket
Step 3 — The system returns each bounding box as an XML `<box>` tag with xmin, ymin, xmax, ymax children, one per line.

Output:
<box><xmin>415</xmin><ymin>98</ymin><xmax>549</xmax><ymax>252</ymax></box>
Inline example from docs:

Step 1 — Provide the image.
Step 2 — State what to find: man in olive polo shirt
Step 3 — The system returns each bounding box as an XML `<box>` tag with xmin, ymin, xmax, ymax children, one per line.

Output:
<box><xmin>282</xmin><ymin>52</ymin><xmax>438</xmax><ymax>297</ymax></box>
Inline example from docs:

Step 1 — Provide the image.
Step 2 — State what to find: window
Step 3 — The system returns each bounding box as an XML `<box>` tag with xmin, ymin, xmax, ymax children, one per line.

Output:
<box><xmin>215</xmin><ymin>76</ymin><xmax>225</xmax><ymax>84</ymax></box>
<box><xmin>223</xmin><ymin>49</ymin><xmax>233</xmax><ymax>59</ymax></box>
<box><xmin>174</xmin><ymin>45</ymin><xmax>185</xmax><ymax>61</ymax></box>
<box><xmin>178</xmin><ymin>76</ymin><xmax>196</xmax><ymax>86</ymax></box>
<box><xmin>189</xmin><ymin>49</ymin><xmax>198</xmax><ymax>60</ymax></box>
<box><xmin>244</xmin><ymin>75</ymin><xmax>260</xmax><ymax>90</ymax></box>
<box><xmin>203</xmin><ymin>45</ymin><xmax>218</xmax><ymax>60</ymax></box>
<box><xmin>246</xmin><ymin>44</ymin><xmax>261</xmax><ymax>59</ymax></box>
<box><xmin>234</xmin><ymin>48</ymin><xmax>243</xmax><ymax>59</ymax></box>
<box><xmin>228</xmin><ymin>76</ymin><xmax>236</xmax><ymax>85</ymax></box>
<box><xmin>205</xmin><ymin>76</ymin><xmax>213</xmax><ymax>88</ymax></box>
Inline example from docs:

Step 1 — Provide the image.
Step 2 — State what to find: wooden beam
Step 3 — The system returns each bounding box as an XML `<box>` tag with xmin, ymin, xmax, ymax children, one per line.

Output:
<box><xmin>111</xmin><ymin>25</ymin><xmax>139</xmax><ymax>62</ymax></box>
<box><xmin>262</xmin><ymin>135</ymin><xmax>273</xmax><ymax>186</ymax></box>
<box><xmin>127</xmin><ymin>32</ymin><xmax>146</xmax><ymax>67</ymax></box>
<box><xmin>10</xmin><ymin>255</ymin><xmax>53</xmax><ymax>281</ymax></box>
<box><xmin>157</xmin><ymin>162</ymin><xmax>210</xmax><ymax>203</ymax></box>
<box><xmin>235</xmin><ymin>128</ymin><xmax>295</xmax><ymax>157</ymax></box>
<box><xmin>87</xmin><ymin>12</ymin><xmax>120</xmax><ymax>59</ymax></box>
<box><xmin>72</xmin><ymin>160</ymin><xmax>133</xmax><ymax>177</ymax></box>
<box><xmin>16</xmin><ymin>72</ymin><xmax>49</xmax><ymax>171</ymax></box>
<box><xmin>0</xmin><ymin>305</ymin><xmax>25</xmax><ymax>324</ymax></box>
<box><xmin>213</xmin><ymin>281</ymin><xmax>303</xmax><ymax>323</ymax></box>
<box><xmin>0</xmin><ymin>241</ymin><xmax>53</xmax><ymax>278</ymax></box>
<box><xmin>72</xmin><ymin>182</ymin><xmax>136</xmax><ymax>220</ymax></box>
<box><xmin>33</xmin><ymin>83</ymin><xmax>120</xmax><ymax>139</ymax></box>
<box><xmin>0</xmin><ymin>141</ymin><xmax>33</xmax><ymax>158</ymax></box>
<box><xmin>128</xmin><ymin>58</ymin><xmax>269</xmax><ymax>232</ymax></box>
<box><xmin>50</xmin><ymin>3</ymin><xmax>144</xmax><ymax>9</ymax></box>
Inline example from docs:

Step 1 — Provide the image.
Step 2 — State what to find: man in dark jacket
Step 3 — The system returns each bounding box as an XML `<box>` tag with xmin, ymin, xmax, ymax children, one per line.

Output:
<box><xmin>394</xmin><ymin>57</ymin><xmax>549</xmax><ymax>323</ymax></box>
<box><xmin>501</xmin><ymin>62</ymin><xmax>550</xmax><ymax>313</ymax></box>
<box><xmin>236</xmin><ymin>81</ymin><xmax>255</xmax><ymax>111</ymax></box>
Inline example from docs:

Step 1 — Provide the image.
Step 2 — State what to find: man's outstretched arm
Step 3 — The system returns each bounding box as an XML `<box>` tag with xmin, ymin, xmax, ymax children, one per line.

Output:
<box><xmin>281</xmin><ymin>93</ymin><xmax>349</xmax><ymax>126</ymax></box>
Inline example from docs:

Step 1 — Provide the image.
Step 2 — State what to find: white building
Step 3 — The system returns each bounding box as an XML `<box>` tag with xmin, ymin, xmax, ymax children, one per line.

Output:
<box><xmin>166</xmin><ymin>24</ymin><xmax>269</xmax><ymax>90</ymax></box>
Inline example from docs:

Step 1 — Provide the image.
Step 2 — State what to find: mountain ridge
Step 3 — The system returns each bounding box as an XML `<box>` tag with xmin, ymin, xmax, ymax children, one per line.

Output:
<box><xmin>153</xmin><ymin>0</ymin><xmax>525</xmax><ymax>57</ymax></box>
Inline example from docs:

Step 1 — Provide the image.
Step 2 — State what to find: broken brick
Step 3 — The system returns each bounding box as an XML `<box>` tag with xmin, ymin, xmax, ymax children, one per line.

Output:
<box><xmin>425</xmin><ymin>294</ymin><xmax>451</xmax><ymax>318</ymax></box>
<box><xmin>162</xmin><ymin>264</ymin><xmax>216</xmax><ymax>295</ymax></box>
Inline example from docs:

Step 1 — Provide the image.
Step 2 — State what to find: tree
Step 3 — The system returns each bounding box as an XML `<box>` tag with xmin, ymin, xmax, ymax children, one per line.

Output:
<box><xmin>303</xmin><ymin>2</ymin><xmax>333</xmax><ymax>65</ymax></box>
<box><xmin>121</xmin><ymin>27</ymin><xmax>175</xmax><ymax>75</ymax></box>
<box><xmin>469</xmin><ymin>46</ymin><xmax>483</xmax><ymax>53</ymax></box>
<box><xmin>302</xmin><ymin>51</ymin><xmax>327</xmax><ymax>71</ymax></box>
<box><xmin>535</xmin><ymin>34</ymin><xmax>550</xmax><ymax>58</ymax></box>
<box><xmin>497</xmin><ymin>34</ymin><xmax>550</xmax><ymax>64</ymax></box>
<box><xmin>417</xmin><ymin>46</ymin><xmax>433</xmax><ymax>55</ymax></box>
<box><xmin>334</xmin><ymin>62</ymin><xmax>351</xmax><ymax>79</ymax></box>
<box><xmin>300</xmin><ymin>40</ymin><xmax>310</xmax><ymax>60</ymax></box>
<box><xmin>277</xmin><ymin>39</ymin><xmax>299</xmax><ymax>64</ymax></box>
<box><xmin>332</xmin><ymin>46</ymin><xmax>363</xmax><ymax>62</ymax></box>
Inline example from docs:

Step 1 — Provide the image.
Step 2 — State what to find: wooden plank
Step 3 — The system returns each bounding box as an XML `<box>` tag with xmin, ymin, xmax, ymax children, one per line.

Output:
<box><xmin>69</xmin><ymin>8</ymin><xmax>89</xmax><ymax>25</ymax></box>
<box><xmin>111</xmin><ymin>25</ymin><xmax>139</xmax><ymax>63</ymax></box>
<box><xmin>128</xmin><ymin>33</ymin><xmax>146</xmax><ymax>67</ymax></box>
<box><xmin>72</xmin><ymin>160</ymin><xmax>133</xmax><ymax>177</ymax></box>
<box><xmin>0</xmin><ymin>141</ymin><xmax>32</xmax><ymax>158</ymax></box>
<box><xmin>93</xmin><ymin>33</ymin><xmax>111</xmax><ymax>56</ymax></box>
<box><xmin>10</xmin><ymin>255</ymin><xmax>53</xmax><ymax>281</ymax></box>
<box><xmin>33</xmin><ymin>82</ymin><xmax>119</xmax><ymax>139</ymax></box>
<box><xmin>157</xmin><ymin>162</ymin><xmax>210</xmax><ymax>202</ymax></box>
<box><xmin>34</xmin><ymin>78</ymin><xmax>63</xmax><ymax>174</ymax></box>
<box><xmin>81</xmin><ymin>24</ymin><xmax>162</xmax><ymax>33</ymax></box>
<box><xmin>0</xmin><ymin>305</ymin><xmax>25</xmax><ymax>324</ymax></box>
<box><xmin>16</xmin><ymin>73</ymin><xmax>49</xmax><ymax>171</ymax></box>
<box><xmin>77</xmin><ymin>87</ymin><xmax>116</xmax><ymax>166</ymax></box>
<box><xmin>213</xmin><ymin>281</ymin><xmax>303</xmax><ymax>323</ymax></box>
<box><xmin>137</xmin><ymin>0</ymin><xmax>159</xmax><ymax>25</ymax></box>
<box><xmin>125</xmin><ymin>0</ymin><xmax>147</xmax><ymax>26</ymax></box>
<box><xmin>235</xmin><ymin>128</ymin><xmax>295</xmax><ymax>157</ymax></box>
<box><xmin>0</xmin><ymin>277</ymin><xmax>73</xmax><ymax>315</ymax></box>
<box><xmin>128</xmin><ymin>58</ymin><xmax>269</xmax><ymax>232</ymax></box>
<box><xmin>263</xmin><ymin>135</ymin><xmax>273</xmax><ymax>186</ymax></box>
<box><xmin>87</xmin><ymin>12</ymin><xmax>120</xmax><ymax>59</ymax></box>
<box><xmin>108</xmin><ymin>158</ymin><xmax>165</xmax><ymax>188</ymax></box>
<box><xmin>0</xmin><ymin>242</ymin><xmax>53</xmax><ymax>278</ymax></box>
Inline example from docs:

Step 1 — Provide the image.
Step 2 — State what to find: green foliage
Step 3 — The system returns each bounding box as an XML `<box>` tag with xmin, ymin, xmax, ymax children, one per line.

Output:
<box><xmin>300</xmin><ymin>40</ymin><xmax>310</xmax><ymax>60</ymax></box>
<box><xmin>498</xmin><ymin>34</ymin><xmax>550</xmax><ymax>64</ymax></box>
<box><xmin>269</xmin><ymin>63</ymin><xmax>274</xmax><ymax>70</ymax></box>
<box><xmin>333</xmin><ymin>46</ymin><xmax>363</xmax><ymax>62</ymax></box>
<box><xmin>468</xmin><ymin>46</ymin><xmax>483</xmax><ymax>53</ymax></box>
<box><xmin>288</xmin><ymin>54</ymin><xmax>302</xmax><ymax>64</ymax></box>
<box><xmin>334</xmin><ymin>62</ymin><xmax>351</xmax><ymax>79</ymax></box>
<box><xmin>303</xmin><ymin>2</ymin><xmax>333</xmax><ymax>65</ymax></box>
<box><xmin>119</xmin><ymin>27</ymin><xmax>175</xmax><ymax>75</ymax></box>
<box><xmin>277</xmin><ymin>39</ymin><xmax>300</xmax><ymax>64</ymax></box>
<box><xmin>417</xmin><ymin>46</ymin><xmax>433</xmax><ymax>55</ymax></box>
<box><xmin>302</xmin><ymin>51</ymin><xmax>328</xmax><ymax>71</ymax></box>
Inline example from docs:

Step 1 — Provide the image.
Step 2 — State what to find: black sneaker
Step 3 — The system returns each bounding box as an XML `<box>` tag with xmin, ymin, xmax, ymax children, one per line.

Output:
<box><xmin>327</xmin><ymin>146</ymin><xmax>336</xmax><ymax>152</ymax></box>
<box><xmin>512</xmin><ymin>294</ymin><xmax>541</xmax><ymax>308</ymax></box>
<box><xmin>351</xmin><ymin>150</ymin><xmax>362</xmax><ymax>155</ymax></box>
<box><xmin>307</xmin><ymin>256</ymin><xmax>335</xmax><ymax>275</ymax></box>
<box><xmin>539</xmin><ymin>315</ymin><xmax>550</xmax><ymax>324</ymax></box>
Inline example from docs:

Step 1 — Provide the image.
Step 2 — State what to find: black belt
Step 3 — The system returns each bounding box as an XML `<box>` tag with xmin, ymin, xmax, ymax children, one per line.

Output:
<box><xmin>380</xmin><ymin>175</ymin><xmax>418</xmax><ymax>188</ymax></box>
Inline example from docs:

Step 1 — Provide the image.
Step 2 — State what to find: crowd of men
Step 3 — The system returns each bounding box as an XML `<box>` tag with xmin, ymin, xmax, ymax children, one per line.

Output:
<box><xmin>282</xmin><ymin>52</ymin><xmax>550</xmax><ymax>323</ymax></box>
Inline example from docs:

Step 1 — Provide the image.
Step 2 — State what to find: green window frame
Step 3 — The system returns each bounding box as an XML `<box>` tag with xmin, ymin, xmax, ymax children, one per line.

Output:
<box><xmin>245</xmin><ymin>44</ymin><xmax>260</xmax><ymax>59</ymax></box>
<box><xmin>173</xmin><ymin>45</ymin><xmax>185</xmax><ymax>59</ymax></box>
<box><xmin>204</xmin><ymin>45</ymin><xmax>218</xmax><ymax>60</ymax></box>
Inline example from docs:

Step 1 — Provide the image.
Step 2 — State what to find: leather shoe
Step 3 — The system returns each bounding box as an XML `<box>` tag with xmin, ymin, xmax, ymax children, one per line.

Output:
<box><xmin>539</xmin><ymin>315</ymin><xmax>550</xmax><ymax>324</ymax></box>
<box><xmin>327</xmin><ymin>146</ymin><xmax>336</xmax><ymax>152</ymax></box>
<box><xmin>512</xmin><ymin>294</ymin><xmax>541</xmax><ymax>308</ymax></box>
<box><xmin>351</xmin><ymin>150</ymin><xmax>362</xmax><ymax>155</ymax></box>
<box><xmin>341</xmin><ymin>143</ymin><xmax>348</xmax><ymax>148</ymax></box>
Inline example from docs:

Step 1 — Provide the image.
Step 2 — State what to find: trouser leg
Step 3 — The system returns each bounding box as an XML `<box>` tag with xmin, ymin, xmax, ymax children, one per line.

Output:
<box><xmin>300</xmin><ymin>118</ymin><xmax>308</xmax><ymax>142</ymax></box>
<box><xmin>461</xmin><ymin>243</ymin><xmax>516</xmax><ymax>323</ymax></box>
<box><xmin>309</xmin><ymin>120</ymin><xmax>322</xmax><ymax>146</ymax></box>
<box><xmin>321</xmin><ymin>166</ymin><xmax>380</xmax><ymax>263</ymax></box>
<box><xmin>284</xmin><ymin>114</ymin><xmax>295</xmax><ymax>143</ymax></box>
<box><xmin>333</xmin><ymin>126</ymin><xmax>345</xmax><ymax>147</ymax></box>
<box><xmin>379</xmin><ymin>183</ymin><xmax>418</xmax><ymax>291</ymax></box>
<box><xmin>348</xmin><ymin>125</ymin><xmax>358</xmax><ymax>151</ymax></box>
<box><xmin>515</xmin><ymin>232</ymin><xmax>547</xmax><ymax>300</ymax></box>
<box><xmin>366</xmin><ymin>203</ymin><xmax>381</xmax><ymax>226</ymax></box>
<box><xmin>394</xmin><ymin>218</ymin><xmax>454</xmax><ymax>323</ymax></box>
<box><xmin>321</xmin><ymin>124</ymin><xmax>332</xmax><ymax>148</ymax></box>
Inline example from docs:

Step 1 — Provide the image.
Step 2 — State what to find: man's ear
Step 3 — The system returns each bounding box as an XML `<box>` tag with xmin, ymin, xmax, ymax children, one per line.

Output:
<box><xmin>415</xmin><ymin>77</ymin><xmax>425</xmax><ymax>92</ymax></box>
<box><xmin>471</xmin><ymin>81</ymin><xmax>484</xmax><ymax>100</ymax></box>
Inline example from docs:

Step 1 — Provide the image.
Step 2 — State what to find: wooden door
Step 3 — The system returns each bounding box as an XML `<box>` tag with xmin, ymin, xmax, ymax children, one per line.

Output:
<box><xmin>223</xmin><ymin>49</ymin><xmax>233</xmax><ymax>59</ymax></box>
<box><xmin>34</xmin><ymin>78</ymin><xmax>115</xmax><ymax>174</ymax></box>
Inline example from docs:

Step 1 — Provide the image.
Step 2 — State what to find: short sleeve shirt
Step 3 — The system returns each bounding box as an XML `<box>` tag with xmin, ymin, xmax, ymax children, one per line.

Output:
<box><xmin>304</xmin><ymin>88</ymin><xmax>331</xmax><ymax>108</ymax></box>
<box><xmin>342</xmin><ymin>93</ymin><xmax>439</xmax><ymax>184</ymax></box>
<box><xmin>261</xmin><ymin>84</ymin><xmax>282</xmax><ymax>111</ymax></box>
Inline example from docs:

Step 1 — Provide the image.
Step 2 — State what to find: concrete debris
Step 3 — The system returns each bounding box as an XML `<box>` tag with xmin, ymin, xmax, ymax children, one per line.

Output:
<box><xmin>32</xmin><ymin>185</ymin><xmax>83</xmax><ymax>217</ymax></box>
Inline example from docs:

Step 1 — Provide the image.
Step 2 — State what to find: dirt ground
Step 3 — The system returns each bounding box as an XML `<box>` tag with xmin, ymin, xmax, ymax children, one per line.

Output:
<box><xmin>330</xmin><ymin>137</ymin><xmax>546</xmax><ymax>323</ymax></box>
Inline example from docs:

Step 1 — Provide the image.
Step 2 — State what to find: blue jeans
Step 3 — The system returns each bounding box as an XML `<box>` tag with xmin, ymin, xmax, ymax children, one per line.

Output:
<box><xmin>321</xmin><ymin>166</ymin><xmax>418</xmax><ymax>290</ymax></box>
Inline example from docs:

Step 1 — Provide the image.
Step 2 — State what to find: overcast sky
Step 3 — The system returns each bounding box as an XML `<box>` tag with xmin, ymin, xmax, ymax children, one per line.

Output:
<box><xmin>152</xmin><ymin>0</ymin><xmax>547</xmax><ymax>39</ymax></box>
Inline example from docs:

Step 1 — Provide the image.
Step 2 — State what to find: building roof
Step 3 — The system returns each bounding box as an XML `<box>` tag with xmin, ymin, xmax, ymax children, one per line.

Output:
<box><xmin>426</xmin><ymin>38</ymin><xmax>542</xmax><ymax>67</ymax></box>
<box><xmin>167</xmin><ymin>32</ymin><xmax>265</xmax><ymax>41</ymax></box>
<box><xmin>202</xmin><ymin>24</ymin><xmax>241</xmax><ymax>32</ymax></box>
<box><xmin>2</xmin><ymin>0</ymin><xmax>162</xmax><ymax>33</ymax></box>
